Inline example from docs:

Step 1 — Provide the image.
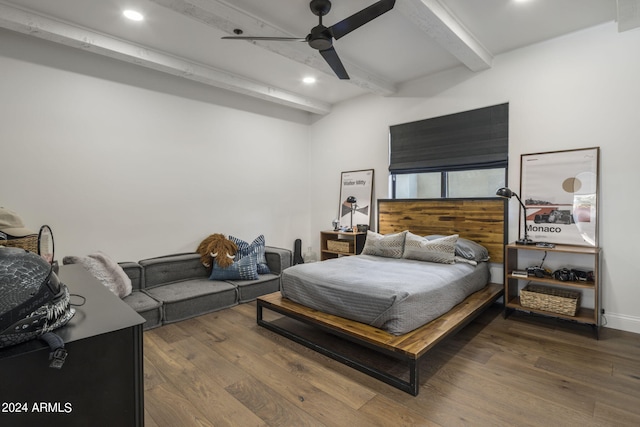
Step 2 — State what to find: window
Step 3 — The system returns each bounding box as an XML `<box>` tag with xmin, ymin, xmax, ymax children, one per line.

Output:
<box><xmin>389</xmin><ymin>104</ymin><xmax>508</xmax><ymax>199</ymax></box>
<box><xmin>393</xmin><ymin>168</ymin><xmax>505</xmax><ymax>199</ymax></box>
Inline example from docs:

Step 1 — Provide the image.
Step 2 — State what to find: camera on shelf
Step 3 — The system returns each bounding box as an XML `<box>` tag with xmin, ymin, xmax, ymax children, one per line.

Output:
<box><xmin>571</xmin><ymin>269</ymin><xmax>593</xmax><ymax>282</ymax></box>
<box><xmin>552</xmin><ymin>268</ymin><xmax>575</xmax><ymax>281</ymax></box>
<box><xmin>551</xmin><ymin>268</ymin><xmax>594</xmax><ymax>282</ymax></box>
<box><xmin>527</xmin><ymin>266</ymin><xmax>551</xmax><ymax>278</ymax></box>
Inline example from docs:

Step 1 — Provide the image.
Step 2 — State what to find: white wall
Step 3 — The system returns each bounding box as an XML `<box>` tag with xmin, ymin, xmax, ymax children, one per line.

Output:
<box><xmin>2</xmin><ymin>23</ymin><xmax>639</xmax><ymax>333</ymax></box>
<box><xmin>308</xmin><ymin>23</ymin><xmax>640</xmax><ymax>333</ymax></box>
<box><xmin>0</xmin><ymin>29</ymin><xmax>312</xmax><ymax>261</ymax></box>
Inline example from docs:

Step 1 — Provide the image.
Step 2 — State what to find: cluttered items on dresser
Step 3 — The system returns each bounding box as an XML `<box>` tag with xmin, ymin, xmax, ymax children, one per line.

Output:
<box><xmin>0</xmin><ymin>207</ymin><xmax>55</xmax><ymax>267</ymax></box>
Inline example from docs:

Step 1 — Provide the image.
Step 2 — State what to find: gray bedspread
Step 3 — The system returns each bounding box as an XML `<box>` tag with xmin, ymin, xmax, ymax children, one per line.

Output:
<box><xmin>281</xmin><ymin>255</ymin><xmax>489</xmax><ymax>335</ymax></box>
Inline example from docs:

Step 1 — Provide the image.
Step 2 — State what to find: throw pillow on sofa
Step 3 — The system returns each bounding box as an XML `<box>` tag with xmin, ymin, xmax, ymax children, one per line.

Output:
<box><xmin>229</xmin><ymin>234</ymin><xmax>270</xmax><ymax>274</ymax></box>
<box><xmin>209</xmin><ymin>253</ymin><xmax>258</xmax><ymax>281</ymax></box>
<box><xmin>63</xmin><ymin>251</ymin><xmax>132</xmax><ymax>298</ymax></box>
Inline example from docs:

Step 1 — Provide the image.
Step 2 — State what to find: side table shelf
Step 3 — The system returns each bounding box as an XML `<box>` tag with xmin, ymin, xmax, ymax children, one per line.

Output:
<box><xmin>320</xmin><ymin>230</ymin><xmax>366</xmax><ymax>261</ymax></box>
<box><xmin>504</xmin><ymin>243</ymin><xmax>601</xmax><ymax>338</ymax></box>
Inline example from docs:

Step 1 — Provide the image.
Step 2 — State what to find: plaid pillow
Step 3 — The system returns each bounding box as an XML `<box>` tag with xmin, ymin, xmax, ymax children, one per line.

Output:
<box><xmin>229</xmin><ymin>235</ymin><xmax>270</xmax><ymax>274</ymax></box>
<box><xmin>209</xmin><ymin>254</ymin><xmax>258</xmax><ymax>281</ymax></box>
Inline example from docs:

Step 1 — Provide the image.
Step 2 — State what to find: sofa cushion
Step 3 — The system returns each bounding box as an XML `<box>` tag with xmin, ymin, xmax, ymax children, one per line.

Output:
<box><xmin>231</xmin><ymin>273</ymin><xmax>281</xmax><ymax>303</ymax></box>
<box><xmin>119</xmin><ymin>262</ymin><xmax>144</xmax><ymax>291</ymax></box>
<box><xmin>210</xmin><ymin>254</ymin><xmax>258</xmax><ymax>281</ymax></box>
<box><xmin>140</xmin><ymin>253</ymin><xmax>207</xmax><ymax>289</ymax></box>
<box><xmin>229</xmin><ymin>235</ymin><xmax>270</xmax><ymax>274</ymax></box>
<box><xmin>264</xmin><ymin>246</ymin><xmax>292</xmax><ymax>274</ymax></box>
<box><xmin>122</xmin><ymin>290</ymin><xmax>162</xmax><ymax>330</ymax></box>
<box><xmin>144</xmin><ymin>278</ymin><xmax>237</xmax><ymax>324</ymax></box>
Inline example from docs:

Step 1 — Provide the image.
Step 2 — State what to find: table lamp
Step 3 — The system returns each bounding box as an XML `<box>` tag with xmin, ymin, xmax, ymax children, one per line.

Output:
<box><xmin>496</xmin><ymin>187</ymin><xmax>534</xmax><ymax>245</ymax></box>
<box><xmin>346</xmin><ymin>196</ymin><xmax>357</xmax><ymax>232</ymax></box>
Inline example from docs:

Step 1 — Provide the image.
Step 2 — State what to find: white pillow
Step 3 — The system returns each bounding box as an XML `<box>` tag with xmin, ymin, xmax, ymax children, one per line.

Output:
<box><xmin>402</xmin><ymin>233</ymin><xmax>458</xmax><ymax>264</ymax></box>
<box><xmin>361</xmin><ymin>230</ymin><xmax>407</xmax><ymax>259</ymax></box>
<box><xmin>63</xmin><ymin>251</ymin><xmax>132</xmax><ymax>298</ymax></box>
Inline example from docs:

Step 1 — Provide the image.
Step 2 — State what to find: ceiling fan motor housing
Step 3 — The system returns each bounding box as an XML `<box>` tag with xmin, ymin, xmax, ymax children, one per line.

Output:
<box><xmin>310</xmin><ymin>0</ymin><xmax>332</xmax><ymax>17</ymax></box>
<box><xmin>307</xmin><ymin>25</ymin><xmax>333</xmax><ymax>50</ymax></box>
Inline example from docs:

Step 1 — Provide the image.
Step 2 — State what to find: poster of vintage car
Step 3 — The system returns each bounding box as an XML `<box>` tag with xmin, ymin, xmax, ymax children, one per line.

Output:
<box><xmin>338</xmin><ymin>169</ymin><xmax>374</xmax><ymax>230</ymax></box>
<box><xmin>520</xmin><ymin>147</ymin><xmax>599</xmax><ymax>246</ymax></box>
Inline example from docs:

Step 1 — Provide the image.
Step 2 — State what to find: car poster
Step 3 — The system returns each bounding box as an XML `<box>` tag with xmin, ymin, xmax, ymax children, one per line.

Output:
<box><xmin>520</xmin><ymin>147</ymin><xmax>599</xmax><ymax>247</ymax></box>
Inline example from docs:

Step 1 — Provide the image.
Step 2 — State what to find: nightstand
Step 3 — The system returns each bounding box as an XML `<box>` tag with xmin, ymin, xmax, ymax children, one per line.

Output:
<box><xmin>319</xmin><ymin>230</ymin><xmax>366</xmax><ymax>261</ymax></box>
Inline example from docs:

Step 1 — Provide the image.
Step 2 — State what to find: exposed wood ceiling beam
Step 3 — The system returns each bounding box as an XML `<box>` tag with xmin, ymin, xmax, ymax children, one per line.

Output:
<box><xmin>0</xmin><ymin>0</ymin><xmax>505</xmax><ymax>114</ymax></box>
<box><xmin>149</xmin><ymin>0</ymin><xmax>396</xmax><ymax>96</ymax></box>
<box><xmin>396</xmin><ymin>0</ymin><xmax>493</xmax><ymax>72</ymax></box>
<box><xmin>0</xmin><ymin>3</ymin><xmax>331</xmax><ymax>115</ymax></box>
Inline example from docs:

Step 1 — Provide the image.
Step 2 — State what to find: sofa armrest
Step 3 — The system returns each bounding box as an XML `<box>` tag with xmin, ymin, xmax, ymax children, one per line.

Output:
<box><xmin>265</xmin><ymin>246</ymin><xmax>292</xmax><ymax>275</ymax></box>
<box><xmin>119</xmin><ymin>261</ymin><xmax>144</xmax><ymax>291</ymax></box>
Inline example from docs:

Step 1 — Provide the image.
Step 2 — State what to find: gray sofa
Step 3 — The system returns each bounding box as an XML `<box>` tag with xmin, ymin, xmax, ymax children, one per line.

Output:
<box><xmin>120</xmin><ymin>246</ymin><xmax>292</xmax><ymax>330</ymax></box>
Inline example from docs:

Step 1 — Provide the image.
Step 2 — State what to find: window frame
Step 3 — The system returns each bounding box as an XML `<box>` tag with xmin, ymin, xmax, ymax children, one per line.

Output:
<box><xmin>391</xmin><ymin>166</ymin><xmax>508</xmax><ymax>199</ymax></box>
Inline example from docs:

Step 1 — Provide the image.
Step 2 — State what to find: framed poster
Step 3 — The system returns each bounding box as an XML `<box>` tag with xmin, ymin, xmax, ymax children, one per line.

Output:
<box><xmin>520</xmin><ymin>147</ymin><xmax>599</xmax><ymax>246</ymax></box>
<box><xmin>338</xmin><ymin>169</ymin><xmax>374</xmax><ymax>230</ymax></box>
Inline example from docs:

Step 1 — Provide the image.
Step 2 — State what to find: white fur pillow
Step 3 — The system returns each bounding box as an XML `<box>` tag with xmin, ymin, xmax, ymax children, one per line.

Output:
<box><xmin>63</xmin><ymin>251</ymin><xmax>132</xmax><ymax>298</ymax></box>
<box><xmin>402</xmin><ymin>233</ymin><xmax>458</xmax><ymax>264</ymax></box>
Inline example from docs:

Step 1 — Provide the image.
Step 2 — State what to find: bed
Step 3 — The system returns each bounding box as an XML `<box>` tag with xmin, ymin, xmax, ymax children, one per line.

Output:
<box><xmin>257</xmin><ymin>198</ymin><xmax>506</xmax><ymax>395</ymax></box>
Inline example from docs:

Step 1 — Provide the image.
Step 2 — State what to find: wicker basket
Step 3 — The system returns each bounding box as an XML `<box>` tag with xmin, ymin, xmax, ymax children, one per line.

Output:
<box><xmin>327</xmin><ymin>239</ymin><xmax>353</xmax><ymax>253</ymax></box>
<box><xmin>520</xmin><ymin>284</ymin><xmax>580</xmax><ymax>316</ymax></box>
<box><xmin>0</xmin><ymin>234</ymin><xmax>39</xmax><ymax>253</ymax></box>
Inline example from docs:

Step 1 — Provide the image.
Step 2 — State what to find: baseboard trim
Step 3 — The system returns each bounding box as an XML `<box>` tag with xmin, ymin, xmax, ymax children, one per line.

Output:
<box><xmin>603</xmin><ymin>312</ymin><xmax>640</xmax><ymax>334</ymax></box>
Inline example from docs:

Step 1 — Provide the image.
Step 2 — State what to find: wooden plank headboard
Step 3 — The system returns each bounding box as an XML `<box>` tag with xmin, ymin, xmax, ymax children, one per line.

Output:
<box><xmin>377</xmin><ymin>198</ymin><xmax>506</xmax><ymax>263</ymax></box>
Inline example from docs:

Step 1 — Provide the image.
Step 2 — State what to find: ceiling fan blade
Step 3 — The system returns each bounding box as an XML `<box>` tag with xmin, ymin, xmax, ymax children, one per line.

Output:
<box><xmin>320</xmin><ymin>46</ymin><xmax>349</xmax><ymax>80</ymax></box>
<box><xmin>329</xmin><ymin>0</ymin><xmax>395</xmax><ymax>40</ymax></box>
<box><xmin>221</xmin><ymin>36</ymin><xmax>306</xmax><ymax>41</ymax></box>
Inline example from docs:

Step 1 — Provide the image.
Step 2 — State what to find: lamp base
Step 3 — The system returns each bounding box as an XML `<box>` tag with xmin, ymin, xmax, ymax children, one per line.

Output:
<box><xmin>515</xmin><ymin>238</ymin><xmax>536</xmax><ymax>245</ymax></box>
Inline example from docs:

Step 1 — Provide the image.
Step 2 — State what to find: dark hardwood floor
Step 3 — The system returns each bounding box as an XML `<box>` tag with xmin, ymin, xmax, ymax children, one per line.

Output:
<box><xmin>143</xmin><ymin>301</ymin><xmax>640</xmax><ymax>426</ymax></box>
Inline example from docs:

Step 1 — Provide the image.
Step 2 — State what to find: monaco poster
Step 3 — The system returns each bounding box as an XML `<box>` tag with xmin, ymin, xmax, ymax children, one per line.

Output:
<box><xmin>520</xmin><ymin>148</ymin><xmax>599</xmax><ymax>246</ymax></box>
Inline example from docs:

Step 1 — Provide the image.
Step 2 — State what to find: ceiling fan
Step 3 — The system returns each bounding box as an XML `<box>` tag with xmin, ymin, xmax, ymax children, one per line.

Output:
<box><xmin>221</xmin><ymin>0</ymin><xmax>396</xmax><ymax>80</ymax></box>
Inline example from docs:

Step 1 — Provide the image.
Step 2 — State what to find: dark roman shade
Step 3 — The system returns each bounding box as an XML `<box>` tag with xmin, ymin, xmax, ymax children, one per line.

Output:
<box><xmin>389</xmin><ymin>103</ymin><xmax>508</xmax><ymax>174</ymax></box>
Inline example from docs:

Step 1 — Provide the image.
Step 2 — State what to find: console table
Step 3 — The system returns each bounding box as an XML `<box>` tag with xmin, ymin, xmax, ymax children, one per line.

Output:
<box><xmin>0</xmin><ymin>264</ymin><xmax>145</xmax><ymax>427</ymax></box>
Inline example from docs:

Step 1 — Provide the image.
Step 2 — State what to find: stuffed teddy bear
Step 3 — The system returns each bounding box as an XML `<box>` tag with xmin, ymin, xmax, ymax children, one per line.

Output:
<box><xmin>196</xmin><ymin>233</ymin><xmax>238</xmax><ymax>271</ymax></box>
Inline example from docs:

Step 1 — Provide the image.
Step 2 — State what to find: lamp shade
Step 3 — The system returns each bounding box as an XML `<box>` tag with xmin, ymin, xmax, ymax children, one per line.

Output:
<box><xmin>496</xmin><ymin>187</ymin><xmax>514</xmax><ymax>198</ymax></box>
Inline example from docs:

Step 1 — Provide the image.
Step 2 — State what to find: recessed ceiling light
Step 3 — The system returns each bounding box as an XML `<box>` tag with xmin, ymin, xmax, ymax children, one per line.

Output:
<box><xmin>302</xmin><ymin>76</ymin><xmax>316</xmax><ymax>84</ymax></box>
<box><xmin>123</xmin><ymin>10</ymin><xmax>144</xmax><ymax>21</ymax></box>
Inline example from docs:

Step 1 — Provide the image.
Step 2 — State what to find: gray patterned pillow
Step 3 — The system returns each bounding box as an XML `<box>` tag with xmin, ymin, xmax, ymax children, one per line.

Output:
<box><xmin>209</xmin><ymin>254</ymin><xmax>258</xmax><ymax>280</ymax></box>
<box><xmin>403</xmin><ymin>233</ymin><xmax>458</xmax><ymax>264</ymax></box>
<box><xmin>361</xmin><ymin>230</ymin><xmax>407</xmax><ymax>258</ymax></box>
<box><xmin>426</xmin><ymin>235</ymin><xmax>490</xmax><ymax>262</ymax></box>
<box><xmin>229</xmin><ymin>234</ymin><xmax>270</xmax><ymax>274</ymax></box>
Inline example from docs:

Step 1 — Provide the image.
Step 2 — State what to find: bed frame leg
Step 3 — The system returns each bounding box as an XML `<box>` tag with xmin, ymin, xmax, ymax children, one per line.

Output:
<box><xmin>257</xmin><ymin>301</ymin><xmax>263</xmax><ymax>323</ymax></box>
<box><xmin>409</xmin><ymin>359</ymin><xmax>419</xmax><ymax>396</ymax></box>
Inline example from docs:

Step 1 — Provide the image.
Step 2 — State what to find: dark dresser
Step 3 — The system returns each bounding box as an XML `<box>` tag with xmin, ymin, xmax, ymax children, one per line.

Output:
<box><xmin>0</xmin><ymin>264</ymin><xmax>145</xmax><ymax>427</ymax></box>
